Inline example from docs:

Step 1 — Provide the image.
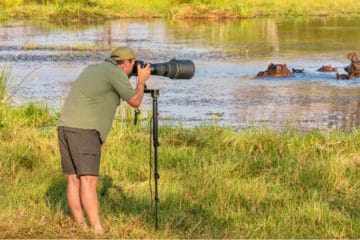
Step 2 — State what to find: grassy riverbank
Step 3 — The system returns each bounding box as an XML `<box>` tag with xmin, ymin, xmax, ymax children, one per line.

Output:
<box><xmin>1</xmin><ymin>69</ymin><xmax>360</xmax><ymax>238</ymax></box>
<box><xmin>1</xmin><ymin>0</ymin><xmax>360</xmax><ymax>22</ymax></box>
<box><xmin>1</xmin><ymin>102</ymin><xmax>360</xmax><ymax>238</ymax></box>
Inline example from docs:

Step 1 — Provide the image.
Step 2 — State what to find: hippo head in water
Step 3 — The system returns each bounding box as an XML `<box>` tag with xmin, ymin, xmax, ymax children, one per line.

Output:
<box><xmin>292</xmin><ymin>68</ymin><xmax>305</xmax><ymax>73</ymax></box>
<box><xmin>256</xmin><ymin>63</ymin><xmax>292</xmax><ymax>78</ymax></box>
<box><xmin>316</xmin><ymin>65</ymin><xmax>337</xmax><ymax>72</ymax></box>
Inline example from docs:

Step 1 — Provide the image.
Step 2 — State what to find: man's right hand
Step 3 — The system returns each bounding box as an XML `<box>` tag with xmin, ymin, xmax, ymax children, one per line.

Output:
<box><xmin>137</xmin><ymin>62</ymin><xmax>151</xmax><ymax>83</ymax></box>
<box><xmin>127</xmin><ymin>62</ymin><xmax>151</xmax><ymax>108</ymax></box>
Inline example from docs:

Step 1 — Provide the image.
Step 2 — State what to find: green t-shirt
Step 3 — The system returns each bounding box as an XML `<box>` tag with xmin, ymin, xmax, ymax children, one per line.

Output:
<box><xmin>58</xmin><ymin>57</ymin><xmax>135</xmax><ymax>143</ymax></box>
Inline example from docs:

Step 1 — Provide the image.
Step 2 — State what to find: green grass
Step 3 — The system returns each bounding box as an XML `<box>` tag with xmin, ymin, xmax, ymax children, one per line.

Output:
<box><xmin>1</xmin><ymin>0</ymin><xmax>360</xmax><ymax>21</ymax></box>
<box><xmin>0</xmin><ymin>99</ymin><xmax>359</xmax><ymax>238</ymax></box>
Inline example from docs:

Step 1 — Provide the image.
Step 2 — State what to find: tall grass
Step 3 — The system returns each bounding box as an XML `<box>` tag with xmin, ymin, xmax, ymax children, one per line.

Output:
<box><xmin>2</xmin><ymin>0</ymin><xmax>360</xmax><ymax>21</ymax></box>
<box><xmin>0</xmin><ymin>65</ymin><xmax>12</xmax><ymax>104</ymax></box>
<box><xmin>0</xmin><ymin>65</ymin><xmax>41</xmax><ymax>105</ymax></box>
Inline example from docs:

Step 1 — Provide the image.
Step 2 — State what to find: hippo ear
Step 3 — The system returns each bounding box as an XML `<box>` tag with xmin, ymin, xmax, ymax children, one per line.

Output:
<box><xmin>347</xmin><ymin>52</ymin><xmax>356</xmax><ymax>60</ymax></box>
<box><xmin>352</xmin><ymin>53</ymin><xmax>359</xmax><ymax>61</ymax></box>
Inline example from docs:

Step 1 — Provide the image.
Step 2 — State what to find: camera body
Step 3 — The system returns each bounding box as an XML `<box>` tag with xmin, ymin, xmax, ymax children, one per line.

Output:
<box><xmin>132</xmin><ymin>59</ymin><xmax>195</xmax><ymax>79</ymax></box>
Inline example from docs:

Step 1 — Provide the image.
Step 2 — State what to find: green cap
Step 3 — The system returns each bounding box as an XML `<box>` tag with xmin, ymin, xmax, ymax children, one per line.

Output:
<box><xmin>111</xmin><ymin>46</ymin><xmax>136</xmax><ymax>61</ymax></box>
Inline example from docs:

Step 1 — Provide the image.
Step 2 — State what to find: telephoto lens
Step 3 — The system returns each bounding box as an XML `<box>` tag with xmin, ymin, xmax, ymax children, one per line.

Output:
<box><xmin>133</xmin><ymin>59</ymin><xmax>195</xmax><ymax>79</ymax></box>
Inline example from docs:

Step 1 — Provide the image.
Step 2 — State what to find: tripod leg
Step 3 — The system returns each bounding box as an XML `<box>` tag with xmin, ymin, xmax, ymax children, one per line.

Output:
<box><xmin>152</xmin><ymin>91</ymin><xmax>160</xmax><ymax>230</ymax></box>
<box><xmin>147</xmin><ymin>89</ymin><xmax>160</xmax><ymax>230</ymax></box>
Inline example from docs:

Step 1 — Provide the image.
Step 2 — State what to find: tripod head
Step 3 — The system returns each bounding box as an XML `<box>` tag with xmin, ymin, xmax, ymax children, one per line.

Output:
<box><xmin>134</xmin><ymin>86</ymin><xmax>159</xmax><ymax>125</ymax></box>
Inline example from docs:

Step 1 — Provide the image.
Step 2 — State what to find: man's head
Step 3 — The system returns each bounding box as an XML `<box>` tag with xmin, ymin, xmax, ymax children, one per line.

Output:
<box><xmin>111</xmin><ymin>46</ymin><xmax>136</xmax><ymax>77</ymax></box>
<box><xmin>111</xmin><ymin>46</ymin><xmax>136</xmax><ymax>61</ymax></box>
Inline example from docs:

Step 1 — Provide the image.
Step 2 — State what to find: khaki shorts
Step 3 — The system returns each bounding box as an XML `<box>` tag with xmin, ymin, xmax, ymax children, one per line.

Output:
<box><xmin>57</xmin><ymin>126</ymin><xmax>102</xmax><ymax>176</ymax></box>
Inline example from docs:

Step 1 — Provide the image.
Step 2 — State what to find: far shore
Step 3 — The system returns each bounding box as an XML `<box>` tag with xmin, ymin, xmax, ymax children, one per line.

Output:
<box><xmin>2</xmin><ymin>1</ymin><xmax>360</xmax><ymax>22</ymax></box>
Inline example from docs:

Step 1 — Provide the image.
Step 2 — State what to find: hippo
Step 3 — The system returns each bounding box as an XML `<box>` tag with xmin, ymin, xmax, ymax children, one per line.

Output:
<box><xmin>257</xmin><ymin>63</ymin><xmax>292</xmax><ymax>78</ymax></box>
<box><xmin>316</xmin><ymin>65</ymin><xmax>337</xmax><ymax>72</ymax></box>
<box><xmin>292</xmin><ymin>68</ymin><xmax>304</xmax><ymax>73</ymax></box>
<box><xmin>336</xmin><ymin>73</ymin><xmax>351</xmax><ymax>80</ymax></box>
<box><xmin>344</xmin><ymin>52</ymin><xmax>360</xmax><ymax>78</ymax></box>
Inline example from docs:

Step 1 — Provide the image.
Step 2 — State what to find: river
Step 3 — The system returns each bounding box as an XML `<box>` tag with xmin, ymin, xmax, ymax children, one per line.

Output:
<box><xmin>1</xmin><ymin>17</ymin><xmax>360</xmax><ymax>131</ymax></box>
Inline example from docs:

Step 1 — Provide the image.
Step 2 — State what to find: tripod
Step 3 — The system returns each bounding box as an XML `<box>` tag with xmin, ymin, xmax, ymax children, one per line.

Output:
<box><xmin>135</xmin><ymin>87</ymin><xmax>160</xmax><ymax>230</ymax></box>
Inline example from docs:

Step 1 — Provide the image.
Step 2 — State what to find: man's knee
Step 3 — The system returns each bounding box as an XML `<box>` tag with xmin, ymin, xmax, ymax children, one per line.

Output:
<box><xmin>80</xmin><ymin>175</ymin><xmax>98</xmax><ymax>189</ymax></box>
<box><xmin>68</xmin><ymin>174</ymin><xmax>80</xmax><ymax>186</ymax></box>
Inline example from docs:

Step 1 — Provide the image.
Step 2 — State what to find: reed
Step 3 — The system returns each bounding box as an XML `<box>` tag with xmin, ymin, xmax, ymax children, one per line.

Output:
<box><xmin>0</xmin><ymin>65</ymin><xmax>12</xmax><ymax>103</ymax></box>
<box><xmin>0</xmin><ymin>65</ymin><xmax>42</xmax><ymax>106</ymax></box>
<box><xmin>22</xmin><ymin>44</ymin><xmax>113</xmax><ymax>51</ymax></box>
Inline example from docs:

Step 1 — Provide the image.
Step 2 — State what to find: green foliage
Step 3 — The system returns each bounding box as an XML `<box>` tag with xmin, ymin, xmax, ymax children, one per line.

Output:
<box><xmin>0</xmin><ymin>102</ymin><xmax>56</xmax><ymax>129</ymax></box>
<box><xmin>2</xmin><ymin>0</ymin><xmax>24</xmax><ymax>8</ymax></box>
<box><xmin>2</xmin><ymin>0</ymin><xmax>360</xmax><ymax>21</ymax></box>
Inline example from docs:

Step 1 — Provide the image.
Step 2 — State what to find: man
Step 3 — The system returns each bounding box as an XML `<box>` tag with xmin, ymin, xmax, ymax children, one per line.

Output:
<box><xmin>57</xmin><ymin>46</ymin><xmax>151</xmax><ymax>234</ymax></box>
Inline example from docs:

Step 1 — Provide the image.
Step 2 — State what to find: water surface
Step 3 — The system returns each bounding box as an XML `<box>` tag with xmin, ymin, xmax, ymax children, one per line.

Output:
<box><xmin>1</xmin><ymin>17</ymin><xmax>360</xmax><ymax>131</ymax></box>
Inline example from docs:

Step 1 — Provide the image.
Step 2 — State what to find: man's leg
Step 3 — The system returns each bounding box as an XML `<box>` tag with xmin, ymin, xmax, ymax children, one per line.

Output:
<box><xmin>80</xmin><ymin>175</ymin><xmax>104</xmax><ymax>234</ymax></box>
<box><xmin>67</xmin><ymin>174</ymin><xmax>88</xmax><ymax>230</ymax></box>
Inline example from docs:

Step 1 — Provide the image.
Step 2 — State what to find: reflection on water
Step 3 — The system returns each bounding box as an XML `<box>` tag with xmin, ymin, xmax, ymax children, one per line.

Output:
<box><xmin>0</xmin><ymin>17</ymin><xmax>360</xmax><ymax>131</ymax></box>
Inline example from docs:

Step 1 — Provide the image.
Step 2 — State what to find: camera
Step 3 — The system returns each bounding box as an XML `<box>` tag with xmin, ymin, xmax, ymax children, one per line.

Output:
<box><xmin>133</xmin><ymin>59</ymin><xmax>195</xmax><ymax>79</ymax></box>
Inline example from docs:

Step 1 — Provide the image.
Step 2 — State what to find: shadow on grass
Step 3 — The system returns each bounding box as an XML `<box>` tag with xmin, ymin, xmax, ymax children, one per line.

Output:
<box><xmin>45</xmin><ymin>176</ymin><xmax>70</xmax><ymax>216</ymax></box>
<box><xmin>97</xmin><ymin>175</ymin><xmax>228</xmax><ymax>236</ymax></box>
<box><xmin>45</xmin><ymin>175</ymin><xmax>227</xmax><ymax>236</ymax></box>
<box><xmin>44</xmin><ymin>175</ymin><xmax>152</xmax><ymax>218</ymax></box>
